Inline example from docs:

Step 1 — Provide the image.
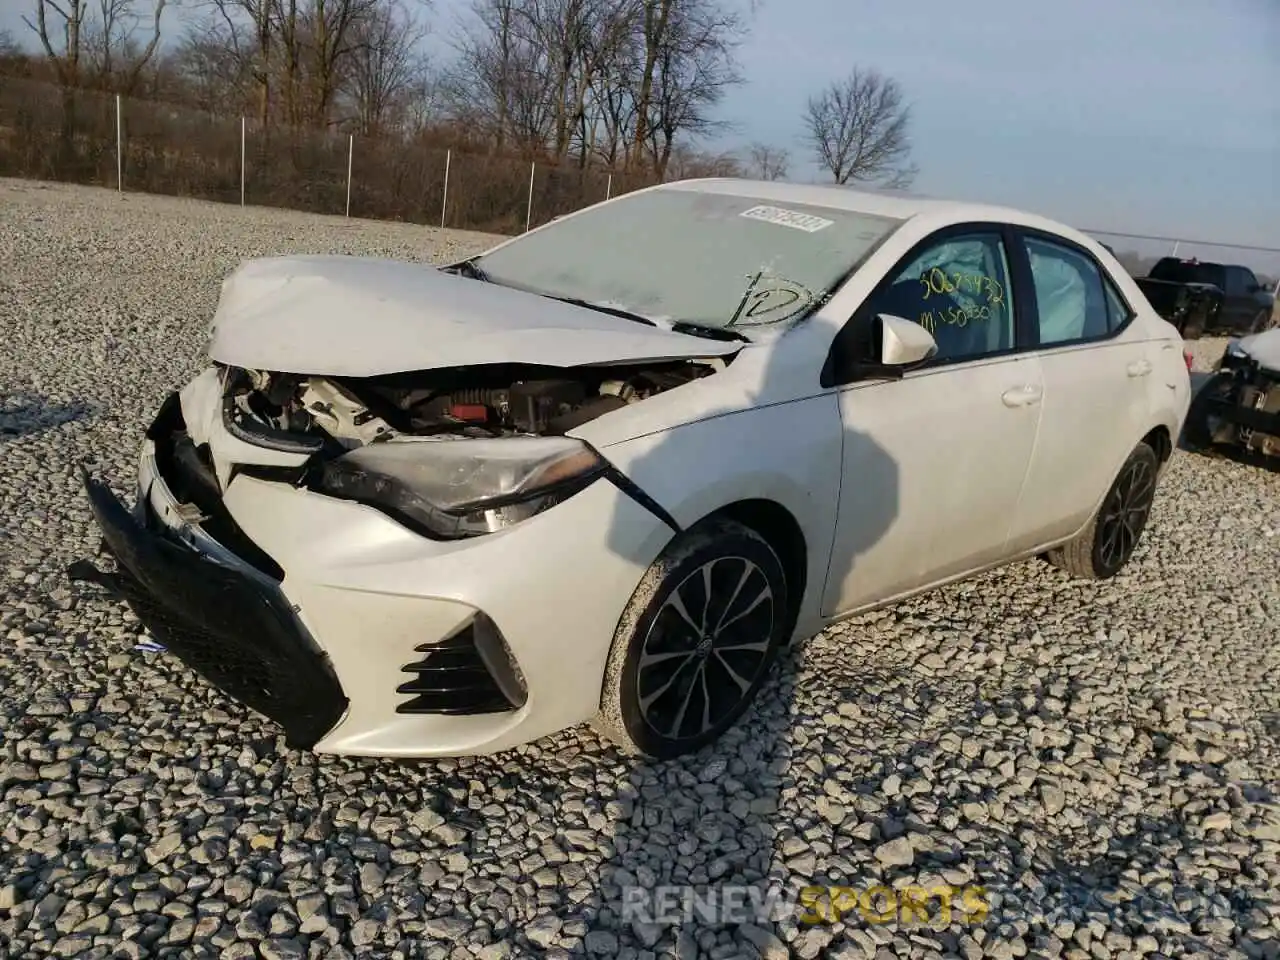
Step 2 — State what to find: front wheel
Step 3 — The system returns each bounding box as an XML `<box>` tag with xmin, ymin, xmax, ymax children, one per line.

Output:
<box><xmin>593</xmin><ymin>518</ymin><xmax>789</xmax><ymax>760</ymax></box>
<box><xmin>1250</xmin><ymin>309</ymin><xmax>1273</xmax><ymax>334</ymax></box>
<box><xmin>1043</xmin><ymin>441</ymin><xmax>1160</xmax><ymax>580</ymax></box>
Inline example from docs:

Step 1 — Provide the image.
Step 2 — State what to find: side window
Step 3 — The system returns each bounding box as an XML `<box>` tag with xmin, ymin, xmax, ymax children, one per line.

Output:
<box><xmin>1024</xmin><ymin>237</ymin><xmax>1110</xmax><ymax>346</ymax></box>
<box><xmin>865</xmin><ymin>233</ymin><xmax>1015</xmax><ymax>362</ymax></box>
<box><xmin>1103</xmin><ymin>279</ymin><xmax>1133</xmax><ymax>332</ymax></box>
<box><xmin>1223</xmin><ymin>268</ymin><xmax>1245</xmax><ymax>297</ymax></box>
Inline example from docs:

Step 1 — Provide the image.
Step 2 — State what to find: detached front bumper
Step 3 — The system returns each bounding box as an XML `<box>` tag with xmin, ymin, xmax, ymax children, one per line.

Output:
<box><xmin>1192</xmin><ymin>360</ymin><xmax>1280</xmax><ymax>458</ymax></box>
<box><xmin>74</xmin><ymin>467</ymin><xmax>349</xmax><ymax>748</ymax></box>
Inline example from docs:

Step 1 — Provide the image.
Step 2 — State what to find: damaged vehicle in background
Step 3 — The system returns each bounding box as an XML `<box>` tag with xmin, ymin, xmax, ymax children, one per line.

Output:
<box><xmin>73</xmin><ymin>180</ymin><xmax>1190</xmax><ymax>761</ymax></box>
<box><xmin>1184</xmin><ymin>328</ymin><xmax>1280</xmax><ymax>465</ymax></box>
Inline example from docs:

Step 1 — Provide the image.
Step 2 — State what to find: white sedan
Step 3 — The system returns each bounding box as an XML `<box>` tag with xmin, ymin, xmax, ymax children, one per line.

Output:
<box><xmin>74</xmin><ymin>180</ymin><xmax>1192</xmax><ymax>760</ymax></box>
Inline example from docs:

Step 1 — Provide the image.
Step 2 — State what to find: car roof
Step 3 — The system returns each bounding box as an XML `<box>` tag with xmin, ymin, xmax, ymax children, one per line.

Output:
<box><xmin>658</xmin><ymin>177</ymin><xmax>1095</xmax><ymax>246</ymax></box>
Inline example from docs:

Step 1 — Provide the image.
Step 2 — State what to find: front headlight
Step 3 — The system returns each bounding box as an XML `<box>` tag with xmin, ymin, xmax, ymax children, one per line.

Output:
<box><xmin>319</xmin><ymin>436</ymin><xmax>606</xmax><ymax>538</ymax></box>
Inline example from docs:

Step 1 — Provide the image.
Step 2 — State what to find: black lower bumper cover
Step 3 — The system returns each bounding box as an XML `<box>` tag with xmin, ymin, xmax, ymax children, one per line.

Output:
<box><xmin>74</xmin><ymin>470</ymin><xmax>348</xmax><ymax>749</ymax></box>
<box><xmin>1199</xmin><ymin>396</ymin><xmax>1280</xmax><ymax>442</ymax></box>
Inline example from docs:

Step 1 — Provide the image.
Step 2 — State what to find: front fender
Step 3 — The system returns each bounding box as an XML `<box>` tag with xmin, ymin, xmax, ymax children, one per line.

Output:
<box><xmin>597</xmin><ymin>394</ymin><xmax>842</xmax><ymax>639</ymax></box>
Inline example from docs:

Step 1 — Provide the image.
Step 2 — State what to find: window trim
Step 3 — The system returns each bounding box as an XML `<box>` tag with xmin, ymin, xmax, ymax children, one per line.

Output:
<box><xmin>821</xmin><ymin>221</ymin><xmax>1031</xmax><ymax>388</ymax></box>
<box><xmin>1011</xmin><ymin>226</ymin><xmax>1138</xmax><ymax>351</ymax></box>
<box><xmin>1102</xmin><ymin>275</ymin><xmax>1135</xmax><ymax>332</ymax></box>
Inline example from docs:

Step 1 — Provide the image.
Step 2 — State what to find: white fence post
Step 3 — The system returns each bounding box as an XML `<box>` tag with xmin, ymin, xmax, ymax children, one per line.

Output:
<box><xmin>525</xmin><ymin>161</ymin><xmax>535</xmax><ymax>232</ymax></box>
<box><xmin>115</xmin><ymin>94</ymin><xmax>123</xmax><ymax>192</ymax></box>
<box><xmin>240</xmin><ymin>117</ymin><xmax>246</xmax><ymax>206</ymax></box>
<box><xmin>606</xmin><ymin>173</ymin><xmax>612</xmax><ymax>201</ymax></box>
<box><xmin>441</xmin><ymin>149</ymin><xmax>451</xmax><ymax>228</ymax></box>
<box><xmin>1171</xmin><ymin>241</ymin><xmax>1180</xmax><ymax>257</ymax></box>
<box><xmin>345</xmin><ymin>134</ymin><xmax>354</xmax><ymax>218</ymax></box>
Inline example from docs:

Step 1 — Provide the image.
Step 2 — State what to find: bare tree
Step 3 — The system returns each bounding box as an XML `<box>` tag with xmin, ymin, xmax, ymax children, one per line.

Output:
<box><xmin>173</xmin><ymin>16</ymin><xmax>256</xmax><ymax>113</ymax></box>
<box><xmin>638</xmin><ymin>0</ymin><xmax>742</xmax><ymax>178</ymax></box>
<box><xmin>308</xmin><ymin>0</ymin><xmax>379</xmax><ymax>126</ymax></box>
<box><xmin>746</xmin><ymin>140</ymin><xmax>787</xmax><ymax>180</ymax></box>
<box><xmin>0</xmin><ymin>29</ymin><xmax>25</xmax><ymax>72</ymax></box>
<box><xmin>803</xmin><ymin>68</ymin><xmax>915</xmax><ymax>188</ymax></box>
<box><xmin>195</xmin><ymin>0</ymin><xmax>275</xmax><ymax>124</ymax></box>
<box><xmin>343</xmin><ymin>0</ymin><xmax>429</xmax><ymax>135</ymax></box>
<box><xmin>444</xmin><ymin>0</ymin><xmax>554</xmax><ymax>154</ymax></box>
<box><xmin>665</xmin><ymin>143</ymin><xmax>739</xmax><ymax>179</ymax></box>
<box><xmin>85</xmin><ymin>0</ymin><xmax>168</xmax><ymax>92</ymax></box>
<box><xmin>25</xmin><ymin>0</ymin><xmax>91</xmax><ymax>86</ymax></box>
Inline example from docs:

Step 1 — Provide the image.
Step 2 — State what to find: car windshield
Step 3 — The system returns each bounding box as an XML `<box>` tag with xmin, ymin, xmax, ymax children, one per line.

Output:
<box><xmin>471</xmin><ymin>189</ymin><xmax>904</xmax><ymax>331</ymax></box>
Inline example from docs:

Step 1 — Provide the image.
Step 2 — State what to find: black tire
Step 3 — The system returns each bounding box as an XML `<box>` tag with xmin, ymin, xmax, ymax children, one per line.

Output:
<box><xmin>1043</xmin><ymin>441</ymin><xmax>1160</xmax><ymax>580</ymax></box>
<box><xmin>592</xmin><ymin>518</ymin><xmax>789</xmax><ymax>759</ymax></box>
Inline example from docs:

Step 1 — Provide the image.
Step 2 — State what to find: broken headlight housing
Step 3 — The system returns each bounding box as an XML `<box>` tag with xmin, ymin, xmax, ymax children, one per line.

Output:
<box><xmin>319</xmin><ymin>436</ymin><xmax>606</xmax><ymax>538</ymax></box>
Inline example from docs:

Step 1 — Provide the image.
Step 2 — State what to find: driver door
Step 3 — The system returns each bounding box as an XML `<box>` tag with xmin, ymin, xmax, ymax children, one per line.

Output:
<box><xmin>821</xmin><ymin>227</ymin><xmax>1043</xmax><ymax>617</ymax></box>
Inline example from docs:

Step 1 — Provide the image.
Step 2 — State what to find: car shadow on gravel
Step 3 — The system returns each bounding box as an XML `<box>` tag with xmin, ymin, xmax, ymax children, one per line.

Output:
<box><xmin>0</xmin><ymin>391</ymin><xmax>95</xmax><ymax>439</ymax></box>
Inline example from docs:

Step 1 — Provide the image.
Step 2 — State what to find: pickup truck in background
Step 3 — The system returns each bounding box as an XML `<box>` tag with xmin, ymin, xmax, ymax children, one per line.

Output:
<box><xmin>1134</xmin><ymin>258</ymin><xmax>1276</xmax><ymax>339</ymax></box>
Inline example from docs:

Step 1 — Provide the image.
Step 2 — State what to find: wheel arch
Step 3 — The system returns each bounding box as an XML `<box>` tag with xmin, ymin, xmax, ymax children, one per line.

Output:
<box><xmin>1141</xmin><ymin>424</ymin><xmax>1173</xmax><ymax>464</ymax></box>
<box><xmin>690</xmin><ymin>498</ymin><xmax>809</xmax><ymax>642</ymax></box>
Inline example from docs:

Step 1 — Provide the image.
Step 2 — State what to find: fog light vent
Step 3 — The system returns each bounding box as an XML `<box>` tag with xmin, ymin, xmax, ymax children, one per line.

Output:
<box><xmin>396</xmin><ymin>615</ymin><xmax>525</xmax><ymax>715</ymax></box>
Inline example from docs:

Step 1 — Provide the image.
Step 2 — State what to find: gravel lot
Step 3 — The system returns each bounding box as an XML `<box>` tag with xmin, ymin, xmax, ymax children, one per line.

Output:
<box><xmin>2</xmin><ymin>179</ymin><xmax>1279</xmax><ymax>960</ymax></box>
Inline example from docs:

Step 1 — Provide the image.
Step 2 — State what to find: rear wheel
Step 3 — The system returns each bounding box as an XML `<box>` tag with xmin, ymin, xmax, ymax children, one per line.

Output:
<box><xmin>1043</xmin><ymin>441</ymin><xmax>1160</xmax><ymax>580</ymax></box>
<box><xmin>593</xmin><ymin>518</ymin><xmax>789</xmax><ymax>759</ymax></box>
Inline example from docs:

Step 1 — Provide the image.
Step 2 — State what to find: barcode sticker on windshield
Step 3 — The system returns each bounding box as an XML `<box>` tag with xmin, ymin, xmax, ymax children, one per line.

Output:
<box><xmin>740</xmin><ymin>205</ymin><xmax>834</xmax><ymax>233</ymax></box>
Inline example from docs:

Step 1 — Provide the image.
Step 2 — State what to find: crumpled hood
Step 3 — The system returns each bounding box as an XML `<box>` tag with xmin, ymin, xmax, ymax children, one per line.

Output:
<box><xmin>1234</xmin><ymin>328</ymin><xmax>1280</xmax><ymax>372</ymax></box>
<box><xmin>206</xmin><ymin>255</ymin><xmax>739</xmax><ymax>376</ymax></box>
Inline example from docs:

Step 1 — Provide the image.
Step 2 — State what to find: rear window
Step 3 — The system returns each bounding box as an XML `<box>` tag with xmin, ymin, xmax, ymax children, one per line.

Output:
<box><xmin>1149</xmin><ymin>259</ymin><xmax>1225</xmax><ymax>287</ymax></box>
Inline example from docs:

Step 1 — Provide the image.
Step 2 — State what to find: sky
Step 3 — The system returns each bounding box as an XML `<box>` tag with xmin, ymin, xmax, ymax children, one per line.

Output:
<box><xmin>708</xmin><ymin>0</ymin><xmax>1279</xmax><ymax>253</ymax></box>
<box><xmin>4</xmin><ymin>0</ymin><xmax>1278</xmax><ymax>259</ymax></box>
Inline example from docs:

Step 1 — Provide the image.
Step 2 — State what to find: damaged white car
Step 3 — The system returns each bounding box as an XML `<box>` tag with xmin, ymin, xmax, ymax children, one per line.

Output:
<box><xmin>74</xmin><ymin>180</ymin><xmax>1191</xmax><ymax>760</ymax></box>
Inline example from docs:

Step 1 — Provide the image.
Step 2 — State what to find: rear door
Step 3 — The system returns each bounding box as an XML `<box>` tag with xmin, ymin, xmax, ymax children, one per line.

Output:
<box><xmin>1004</xmin><ymin>230</ymin><xmax>1156</xmax><ymax>554</ymax></box>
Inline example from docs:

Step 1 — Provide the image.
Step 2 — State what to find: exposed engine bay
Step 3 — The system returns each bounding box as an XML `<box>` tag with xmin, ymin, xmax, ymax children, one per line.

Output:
<box><xmin>223</xmin><ymin>359</ymin><xmax>724</xmax><ymax>448</ymax></box>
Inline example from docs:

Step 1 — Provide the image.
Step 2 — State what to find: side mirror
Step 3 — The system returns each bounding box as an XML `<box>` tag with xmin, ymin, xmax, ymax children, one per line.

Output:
<box><xmin>828</xmin><ymin>313</ymin><xmax>938</xmax><ymax>386</ymax></box>
<box><xmin>878</xmin><ymin>314</ymin><xmax>938</xmax><ymax>366</ymax></box>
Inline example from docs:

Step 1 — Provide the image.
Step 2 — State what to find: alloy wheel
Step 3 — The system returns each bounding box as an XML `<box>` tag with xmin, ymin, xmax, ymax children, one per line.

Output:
<box><xmin>1096</xmin><ymin>456</ymin><xmax>1156</xmax><ymax>572</ymax></box>
<box><xmin>636</xmin><ymin>556</ymin><xmax>775</xmax><ymax>742</ymax></box>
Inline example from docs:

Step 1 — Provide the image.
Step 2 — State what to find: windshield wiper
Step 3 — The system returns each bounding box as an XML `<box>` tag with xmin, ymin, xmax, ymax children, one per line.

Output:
<box><xmin>544</xmin><ymin>295</ymin><xmax>658</xmax><ymax>327</ymax></box>
<box><xmin>672</xmin><ymin>321</ymin><xmax>751</xmax><ymax>343</ymax></box>
<box><xmin>449</xmin><ymin>257</ymin><xmax>491</xmax><ymax>282</ymax></box>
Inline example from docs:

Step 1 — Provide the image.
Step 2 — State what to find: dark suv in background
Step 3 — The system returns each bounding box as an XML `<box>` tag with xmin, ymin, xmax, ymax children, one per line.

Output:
<box><xmin>1134</xmin><ymin>257</ymin><xmax>1276</xmax><ymax>338</ymax></box>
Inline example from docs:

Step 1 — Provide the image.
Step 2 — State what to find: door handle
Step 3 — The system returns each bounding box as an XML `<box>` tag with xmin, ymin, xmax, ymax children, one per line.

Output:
<box><xmin>1001</xmin><ymin>384</ymin><xmax>1043</xmax><ymax>408</ymax></box>
<box><xmin>1127</xmin><ymin>360</ymin><xmax>1153</xmax><ymax>377</ymax></box>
